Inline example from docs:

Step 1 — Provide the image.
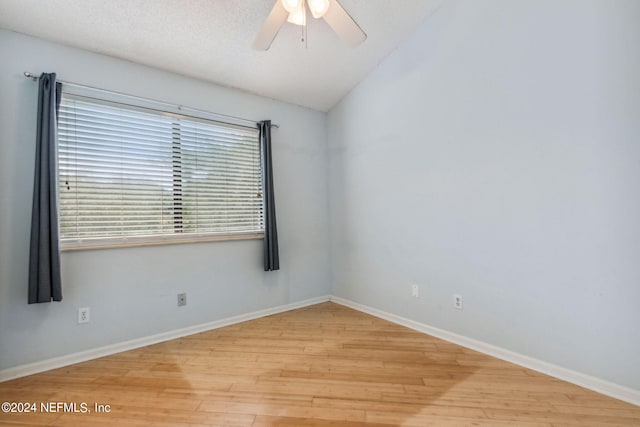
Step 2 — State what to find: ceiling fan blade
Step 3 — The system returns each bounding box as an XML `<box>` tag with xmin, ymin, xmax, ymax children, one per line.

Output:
<box><xmin>323</xmin><ymin>0</ymin><xmax>367</xmax><ymax>47</ymax></box>
<box><xmin>253</xmin><ymin>1</ymin><xmax>289</xmax><ymax>50</ymax></box>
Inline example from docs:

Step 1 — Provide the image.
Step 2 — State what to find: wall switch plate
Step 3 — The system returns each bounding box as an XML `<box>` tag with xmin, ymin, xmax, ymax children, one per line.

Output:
<box><xmin>78</xmin><ymin>307</ymin><xmax>90</xmax><ymax>324</ymax></box>
<box><xmin>177</xmin><ymin>293</ymin><xmax>187</xmax><ymax>307</ymax></box>
<box><xmin>411</xmin><ymin>284</ymin><xmax>419</xmax><ymax>298</ymax></box>
<box><xmin>453</xmin><ymin>294</ymin><xmax>463</xmax><ymax>309</ymax></box>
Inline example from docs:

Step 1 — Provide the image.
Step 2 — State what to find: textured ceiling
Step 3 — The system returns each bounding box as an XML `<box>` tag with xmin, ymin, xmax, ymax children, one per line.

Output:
<box><xmin>0</xmin><ymin>0</ymin><xmax>443</xmax><ymax>111</ymax></box>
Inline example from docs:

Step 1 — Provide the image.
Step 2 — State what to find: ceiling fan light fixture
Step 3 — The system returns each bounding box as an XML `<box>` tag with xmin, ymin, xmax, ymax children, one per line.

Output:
<box><xmin>308</xmin><ymin>0</ymin><xmax>330</xmax><ymax>18</ymax></box>
<box><xmin>253</xmin><ymin>0</ymin><xmax>366</xmax><ymax>50</ymax></box>
<box><xmin>281</xmin><ymin>0</ymin><xmax>302</xmax><ymax>13</ymax></box>
<box><xmin>286</xmin><ymin>3</ymin><xmax>307</xmax><ymax>26</ymax></box>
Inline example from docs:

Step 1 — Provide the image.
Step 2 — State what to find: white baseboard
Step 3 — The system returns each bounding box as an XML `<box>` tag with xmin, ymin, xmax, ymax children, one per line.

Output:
<box><xmin>330</xmin><ymin>295</ymin><xmax>640</xmax><ymax>408</ymax></box>
<box><xmin>0</xmin><ymin>295</ymin><xmax>330</xmax><ymax>383</ymax></box>
<box><xmin>3</xmin><ymin>293</ymin><xmax>638</xmax><ymax>408</ymax></box>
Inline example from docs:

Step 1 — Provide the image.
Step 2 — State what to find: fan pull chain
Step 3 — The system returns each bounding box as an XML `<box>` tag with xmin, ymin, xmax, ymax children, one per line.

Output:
<box><xmin>301</xmin><ymin>0</ymin><xmax>307</xmax><ymax>47</ymax></box>
<box><xmin>302</xmin><ymin>23</ymin><xmax>308</xmax><ymax>48</ymax></box>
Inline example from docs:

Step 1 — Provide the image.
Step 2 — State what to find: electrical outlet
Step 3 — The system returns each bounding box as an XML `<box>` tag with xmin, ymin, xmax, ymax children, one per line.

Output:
<box><xmin>177</xmin><ymin>293</ymin><xmax>187</xmax><ymax>307</ymax></box>
<box><xmin>453</xmin><ymin>294</ymin><xmax>463</xmax><ymax>310</ymax></box>
<box><xmin>78</xmin><ymin>307</ymin><xmax>90</xmax><ymax>324</ymax></box>
<box><xmin>411</xmin><ymin>284</ymin><xmax>419</xmax><ymax>298</ymax></box>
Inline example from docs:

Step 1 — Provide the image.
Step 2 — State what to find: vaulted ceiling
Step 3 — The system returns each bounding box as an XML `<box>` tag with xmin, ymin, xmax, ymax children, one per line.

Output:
<box><xmin>0</xmin><ymin>0</ymin><xmax>443</xmax><ymax>111</ymax></box>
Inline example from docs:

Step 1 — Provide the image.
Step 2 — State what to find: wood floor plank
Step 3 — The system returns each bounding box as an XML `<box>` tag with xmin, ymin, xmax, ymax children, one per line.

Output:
<box><xmin>0</xmin><ymin>302</ymin><xmax>638</xmax><ymax>426</ymax></box>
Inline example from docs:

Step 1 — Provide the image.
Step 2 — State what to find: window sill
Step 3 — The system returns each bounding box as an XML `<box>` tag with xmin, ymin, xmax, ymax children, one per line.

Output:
<box><xmin>61</xmin><ymin>232</ymin><xmax>264</xmax><ymax>252</ymax></box>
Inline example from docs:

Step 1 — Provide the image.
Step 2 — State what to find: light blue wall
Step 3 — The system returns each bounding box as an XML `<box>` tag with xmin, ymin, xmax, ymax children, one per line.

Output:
<box><xmin>0</xmin><ymin>30</ymin><xmax>330</xmax><ymax>370</ymax></box>
<box><xmin>328</xmin><ymin>0</ymin><xmax>640</xmax><ymax>390</ymax></box>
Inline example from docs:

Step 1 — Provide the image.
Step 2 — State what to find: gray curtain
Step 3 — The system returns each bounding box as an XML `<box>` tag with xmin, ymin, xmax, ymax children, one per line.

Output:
<box><xmin>258</xmin><ymin>120</ymin><xmax>279</xmax><ymax>271</ymax></box>
<box><xmin>28</xmin><ymin>73</ymin><xmax>63</xmax><ymax>303</ymax></box>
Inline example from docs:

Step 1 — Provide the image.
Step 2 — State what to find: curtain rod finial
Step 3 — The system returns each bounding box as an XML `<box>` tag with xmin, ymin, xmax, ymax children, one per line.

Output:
<box><xmin>24</xmin><ymin>72</ymin><xmax>38</xmax><ymax>81</ymax></box>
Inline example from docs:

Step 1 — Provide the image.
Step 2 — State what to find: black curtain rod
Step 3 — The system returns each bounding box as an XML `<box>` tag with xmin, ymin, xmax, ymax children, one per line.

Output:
<box><xmin>23</xmin><ymin>72</ymin><xmax>279</xmax><ymax>129</ymax></box>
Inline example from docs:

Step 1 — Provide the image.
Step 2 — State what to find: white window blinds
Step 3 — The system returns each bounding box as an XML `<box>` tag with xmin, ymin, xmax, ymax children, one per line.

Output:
<box><xmin>58</xmin><ymin>93</ymin><xmax>263</xmax><ymax>248</ymax></box>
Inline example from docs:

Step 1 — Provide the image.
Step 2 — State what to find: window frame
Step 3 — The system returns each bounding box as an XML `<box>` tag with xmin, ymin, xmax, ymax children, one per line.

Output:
<box><xmin>57</xmin><ymin>84</ymin><xmax>265</xmax><ymax>251</ymax></box>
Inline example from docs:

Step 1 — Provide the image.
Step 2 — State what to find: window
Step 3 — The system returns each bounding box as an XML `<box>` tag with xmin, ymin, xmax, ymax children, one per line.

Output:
<box><xmin>57</xmin><ymin>88</ymin><xmax>263</xmax><ymax>249</ymax></box>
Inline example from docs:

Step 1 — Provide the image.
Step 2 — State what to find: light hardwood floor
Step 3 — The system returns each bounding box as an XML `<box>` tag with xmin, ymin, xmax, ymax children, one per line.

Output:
<box><xmin>0</xmin><ymin>302</ymin><xmax>638</xmax><ymax>426</ymax></box>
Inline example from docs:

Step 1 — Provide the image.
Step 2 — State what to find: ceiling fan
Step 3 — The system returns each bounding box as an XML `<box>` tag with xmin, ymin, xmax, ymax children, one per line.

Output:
<box><xmin>253</xmin><ymin>0</ymin><xmax>367</xmax><ymax>50</ymax></box>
